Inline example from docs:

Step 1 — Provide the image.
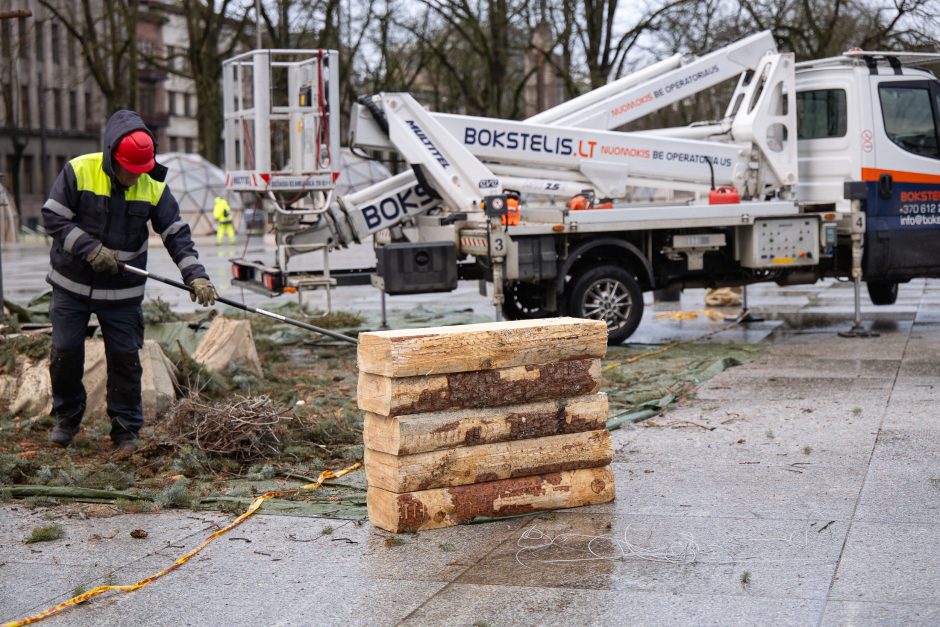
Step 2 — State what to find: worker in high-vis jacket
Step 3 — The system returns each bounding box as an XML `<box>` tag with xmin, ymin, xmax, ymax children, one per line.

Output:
<box><xmin>41</xmin><ymin>109</ymin><xmax>218</xmax><ymax>452</ymax></box>
<box><xmin>213</xmin><ymin>195</ymin><xmax>235</xmax><ymax>244</ymax></box>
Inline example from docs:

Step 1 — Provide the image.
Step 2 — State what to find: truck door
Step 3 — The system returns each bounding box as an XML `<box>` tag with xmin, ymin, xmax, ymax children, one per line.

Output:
<box><xmin>865</xmin><ymin>78</ymin><xmax>940</xmax><ymax>280</ymax></box>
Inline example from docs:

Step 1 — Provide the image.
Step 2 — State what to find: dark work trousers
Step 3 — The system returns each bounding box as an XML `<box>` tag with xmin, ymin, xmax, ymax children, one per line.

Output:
<box><xmin>49</xmin><ymin>288</ymin><xmax>145</xmax><ymax>442</ymax></box>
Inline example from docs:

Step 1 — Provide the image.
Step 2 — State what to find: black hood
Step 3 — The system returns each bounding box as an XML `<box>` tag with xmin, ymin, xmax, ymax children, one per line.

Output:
<box><xmin>102</xmin><ymin>109</ymin><xmax>168</xmax><ymax>183</ymax></box>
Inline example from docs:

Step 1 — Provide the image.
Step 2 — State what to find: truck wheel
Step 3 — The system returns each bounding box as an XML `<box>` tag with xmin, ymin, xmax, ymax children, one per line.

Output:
<box><xmin>867</xmin><ymin>281</ymin><xmax>898</xmax><ymax>305</ymax></box>
<box><xmin>568</xmin><ymin>265</ymin><xmax>643</xmax><ymax>345</ymax></box>
<box><xmin>501</xmin><ymin>281</ymin><xmax>551</xmax><ymax>320</ymax></box>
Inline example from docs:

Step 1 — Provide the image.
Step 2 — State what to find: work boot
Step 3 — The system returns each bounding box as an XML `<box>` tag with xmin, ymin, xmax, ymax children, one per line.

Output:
<box><xmin>48</xmin><ymin>424</ymin><xmax>80</xmax><ymax>448</ymax></box>
<box><xmin>111</xmin><ymin>435</ymin><xmax>141</xmax><ymax>460</ymax></box>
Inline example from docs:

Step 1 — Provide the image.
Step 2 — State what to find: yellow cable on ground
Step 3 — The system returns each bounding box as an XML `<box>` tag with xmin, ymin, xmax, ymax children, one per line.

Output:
<box><xmin>603</xmin><ymin>341</ymin><xmax>681</xmax><ymax>370</ymax></box>
<box><xmin>4</xmin><ymin>461</ymin><xmax>363</xmax><ymax>627</ymax></box>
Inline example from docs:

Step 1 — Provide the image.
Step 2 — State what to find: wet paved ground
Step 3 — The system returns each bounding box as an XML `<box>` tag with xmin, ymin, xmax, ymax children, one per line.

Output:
<box><xmin>2</xmin><ymin>235</ymin><xmax>940</xmax><ymax>625</ymax></box>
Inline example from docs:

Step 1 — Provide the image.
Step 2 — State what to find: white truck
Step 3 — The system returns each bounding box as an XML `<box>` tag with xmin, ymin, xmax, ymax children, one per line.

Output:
<box><xmin>224</xmin><ymin>33</ymin><xmax>940</xmax><ymax>342</ymax></box>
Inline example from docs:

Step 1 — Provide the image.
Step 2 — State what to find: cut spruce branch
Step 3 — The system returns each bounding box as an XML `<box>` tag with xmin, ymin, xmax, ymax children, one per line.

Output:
<box><xmin>164</xmin><ymin>395</ymin><xmax>292</xmax><ymax>459</ymax></box>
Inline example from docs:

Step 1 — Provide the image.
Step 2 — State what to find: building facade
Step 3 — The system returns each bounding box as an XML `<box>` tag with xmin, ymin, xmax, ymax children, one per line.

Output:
<box><xmin>161</xmin><ymin>9</ymin><xmax>200</xmax><ymax>155</ymax></box>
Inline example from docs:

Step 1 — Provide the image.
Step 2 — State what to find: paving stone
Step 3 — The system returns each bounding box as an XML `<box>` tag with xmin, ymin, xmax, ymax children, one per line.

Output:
<box><xmin>897</xmin><ymin>360</ymin><xmax>940</xmax><ymax>377</ymax></box>
<box><xmin>915</xmin><ymin>310</ymin><xmax>940</xmax><ymax>323</ymax></box>
<box><xmin>0</xmin><ymin>562</ymin><xmax>98</xmax><ymax>623</ymax></box>
<box><xmin>853</xmin><ymin>432</ymin><xmax>940</xmax><ymax>525</ymax></box>
<box><xmin>84</xmin><ymin>513</ymin><xmax>531</xmax><ymax>585</ymax></box>
<box><xmin>899</xmin><ymin>341</ymin><xmax>940</xmax><ymax>362</ymax></box>
<box><xmin>455</xmin><ymin>512</ymin><xmax>845</xmax><ymax>600</ymax></box>
<box><xmin>617</xmin><ymin>399</ymin><xmax>882</xmax><ymax>467</ymax></box>
<box><xmin>42</xmin><ymin>573</ymin><xmax>447</xmax><ymax>627</ymax></box>
<box><xmin>735</xmin><ymin>356</ymin><xmax>902</xmax><ymax>379</ymax></box>
<box><xmin>584</xmin><ymin>459</ymin><xmax>863</xmax><ymax>520</ymax></box>
<box><xmin>694</xmin><ymin>375</ymin><xmax>894</xmax><ymax>401</ymax></box>
<box><xmin>767</xmin><ymin>329</ymin><xmax>912</xmax><ymax>361</ymax></box>
<box><xmin>829</xmin><ymin>522</ymin><xmax>940</xmax><ymax>605</ymax></box>
<box><xmin>881</xmin><ymin>401</ymin><xmax>940</xmax><ymax>432</ymax></box>
<box><xmin>820</xmin><ymin>600</ymin><xmax>940</xmax><ymax>626</ymax></box>
<box><xmin>800</xmin><ymin>305</ymin><xmax>917</xmax><ymax>321</ymax></box>
<box><xmin>0</xmin><ymin>506</ymin><xmax>227</xmax><ymax>568</ymax></box>
<box><xmin>629</xmin><ymin>316</ymin><xmax>781</xmax><ymax>345</ymax></box>
<box><xmin>888</xmin><ymin>379</ymin><xmax>940</xmax><ymax>401</ymax></box>
<box><xmin>402</xmin><ymin>583</ymin><xmax>823</xmax><ymax>627</ymax></box>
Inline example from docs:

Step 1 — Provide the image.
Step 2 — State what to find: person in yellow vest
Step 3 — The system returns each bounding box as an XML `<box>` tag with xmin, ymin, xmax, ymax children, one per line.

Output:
<box><xmin>213</xmin><ymin>196</ymin><xmax>235</xmax><ymax>244</ymax></box>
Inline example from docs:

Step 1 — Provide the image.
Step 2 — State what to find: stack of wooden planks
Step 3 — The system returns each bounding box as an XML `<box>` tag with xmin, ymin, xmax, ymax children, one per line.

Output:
<box><xmin>358</xmin><ymin>317</ymin><xmax>616</xmax><ymax>532</ymax></box>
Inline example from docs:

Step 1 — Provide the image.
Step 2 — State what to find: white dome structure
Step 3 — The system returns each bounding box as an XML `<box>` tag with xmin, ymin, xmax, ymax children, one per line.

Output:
<box><xmin>334</xmin><ymin>148</ymin><xmax>392</xmax><ymax>196</ymax></box>
<box><xmin>158</xmin><ymin>152</ymin><xmax>244</xmax><ymax>236</ymax></box>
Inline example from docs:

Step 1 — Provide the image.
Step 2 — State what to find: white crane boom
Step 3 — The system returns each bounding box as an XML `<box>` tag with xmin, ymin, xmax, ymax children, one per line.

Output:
<box><xmin>332</xmin><ymin>31</ymin><xmax>781</xmax><ymax>243</ymax></box>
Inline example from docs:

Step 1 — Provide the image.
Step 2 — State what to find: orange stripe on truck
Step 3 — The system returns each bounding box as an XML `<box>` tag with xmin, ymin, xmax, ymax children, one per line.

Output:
<box><xmin>861</xmin><ymin>168</ymin><xmax>940</xmax><ymax>184</ymax></box>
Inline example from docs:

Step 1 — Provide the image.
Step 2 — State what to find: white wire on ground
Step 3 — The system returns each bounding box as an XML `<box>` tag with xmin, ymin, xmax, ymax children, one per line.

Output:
<box><xmin>515</xmin><ymin>524</ymin><xmax>822</xmax><ymax>568</ymax></box>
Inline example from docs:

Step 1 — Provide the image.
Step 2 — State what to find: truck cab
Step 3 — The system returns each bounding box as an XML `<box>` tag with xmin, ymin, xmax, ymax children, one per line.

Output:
<box><xmin>796</xmin><ymin>53</ymin><xmax>940</xmax><ymax>302</ymax></box>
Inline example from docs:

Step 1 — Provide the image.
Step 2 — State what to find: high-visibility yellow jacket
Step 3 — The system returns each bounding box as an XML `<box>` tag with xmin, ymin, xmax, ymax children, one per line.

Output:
<box><xmin>213</xmin><ymin>197</ymin><xmax>232</xmax><ymax>224</ymax></box>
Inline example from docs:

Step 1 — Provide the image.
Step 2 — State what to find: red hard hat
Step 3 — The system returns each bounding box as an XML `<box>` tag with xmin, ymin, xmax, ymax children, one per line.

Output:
<box><xmin>113</xmin><ymin>130</ymin><xmax>155</xmax><ymax>174</ymax></box>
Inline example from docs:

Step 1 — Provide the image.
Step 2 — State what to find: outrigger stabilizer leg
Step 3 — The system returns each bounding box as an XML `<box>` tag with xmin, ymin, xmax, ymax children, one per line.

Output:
<box><xmin>118</xmin><ymin>263</ymin><xmax>359</xmax><ymax>345</ymax></box>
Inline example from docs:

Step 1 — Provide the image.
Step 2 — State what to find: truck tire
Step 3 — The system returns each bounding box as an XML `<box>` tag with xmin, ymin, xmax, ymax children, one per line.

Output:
<box><xmin>568</xmin><ymin>265</ymin><xmax>643</xmax><ymax>345</ymax></box>
<box><xmin>867</xmin><ymin>281</ymin><xmax>898</xmax><ymax>305</ymax></box>
<box><xmin>501</xmin><ymin>281</ymin><xmax>552</xmax><ymax>320</ymax></box>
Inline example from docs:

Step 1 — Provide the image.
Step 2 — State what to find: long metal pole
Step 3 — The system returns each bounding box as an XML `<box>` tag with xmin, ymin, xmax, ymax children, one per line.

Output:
<box><xmin>118</xmin><ymin>263</ymin><xmax>358</xmax><ymax>345</ymax></box>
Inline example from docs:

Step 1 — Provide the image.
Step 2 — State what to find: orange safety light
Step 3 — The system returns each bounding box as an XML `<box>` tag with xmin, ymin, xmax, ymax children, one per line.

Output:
<box><xmin>501</xmin><ymin>197</ymin><xmax>521</xmax><ymax>225</ymax></box>
<box><xmin>568</xmin><ymin>195</ymin><xmax>590</xmax><ymax>211</ymax></box>
<box><xmin>568</xmin><ymin>194</ymin><xmax>613</xmax><ymax>211</ymax></box>
<box><xmin>708</xmin><ymin>186</ymin><xmax>741</xmax><ymax>205</ymax></box>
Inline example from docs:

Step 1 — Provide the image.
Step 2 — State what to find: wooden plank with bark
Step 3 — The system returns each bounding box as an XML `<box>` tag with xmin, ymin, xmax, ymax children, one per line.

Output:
<box><xmin>364</xmin><ymin>393</ymin><xmax>608</xmax><ymax>455</ymax></box>
<box><xmin>358</xmin><ymin>358</ymin><xmax>602</xmax><ymax>417</ymax></box>
<box><xmin>357</xmin><ymin>317</ymin><xmax>608</xmax><ymax>377</ymax></box>
<box><xmin>368</xmin><ymin>466</ymin><xmax>616</xmax><ymax>532</ymax></box>
<box><xmin>364</xmin><ymin>429</ymin><xmax>613</xmax><ymax>492</ymax></box>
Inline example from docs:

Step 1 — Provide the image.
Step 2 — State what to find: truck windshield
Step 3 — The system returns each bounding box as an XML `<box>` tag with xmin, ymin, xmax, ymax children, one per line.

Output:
<box><xmin>879</xmin><ymin>84</ymin><xmax>940</xmax><ymax>159</ymax></box>
<box><xmin>796</xmin><ymin>89</ymin><xmax>847</xmax><ymax>139</ymax></box>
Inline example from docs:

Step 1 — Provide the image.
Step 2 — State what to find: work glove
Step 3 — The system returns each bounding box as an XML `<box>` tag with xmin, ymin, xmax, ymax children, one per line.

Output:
<box><xmin>86</xmin><ymin>243</ymin><xmax>119</xmax><ymax>274</ymax></box>
<box><xmin>189</xmin><ymin>278</ymin><xmax>217</xmax><ymax>307</ymax></box>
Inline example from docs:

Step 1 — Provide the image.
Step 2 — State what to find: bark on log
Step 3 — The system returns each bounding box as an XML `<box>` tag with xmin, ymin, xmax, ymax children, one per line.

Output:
<box><xmin>367</xmin><ymin>466</ymin><xmax>616</xmax><ymax>532</ymax></box>
<box><xmin>364</xmin><ymin>393</ymin><xmax>608</xmax><ymax>455</ymax></box>
<box><xmin>364</xmin><ymin>429</ymin><xmax>612</xmax><ymax>492</ymax></box>
<box><xmin>357</xmin><ymin>358</ymin><xmax>601</xmax><ymax>417</ymax></box>
<box><xmin>357</xmin><ymin>317</ymin><xmax>608</xmax><ymax>377</ymax></box>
